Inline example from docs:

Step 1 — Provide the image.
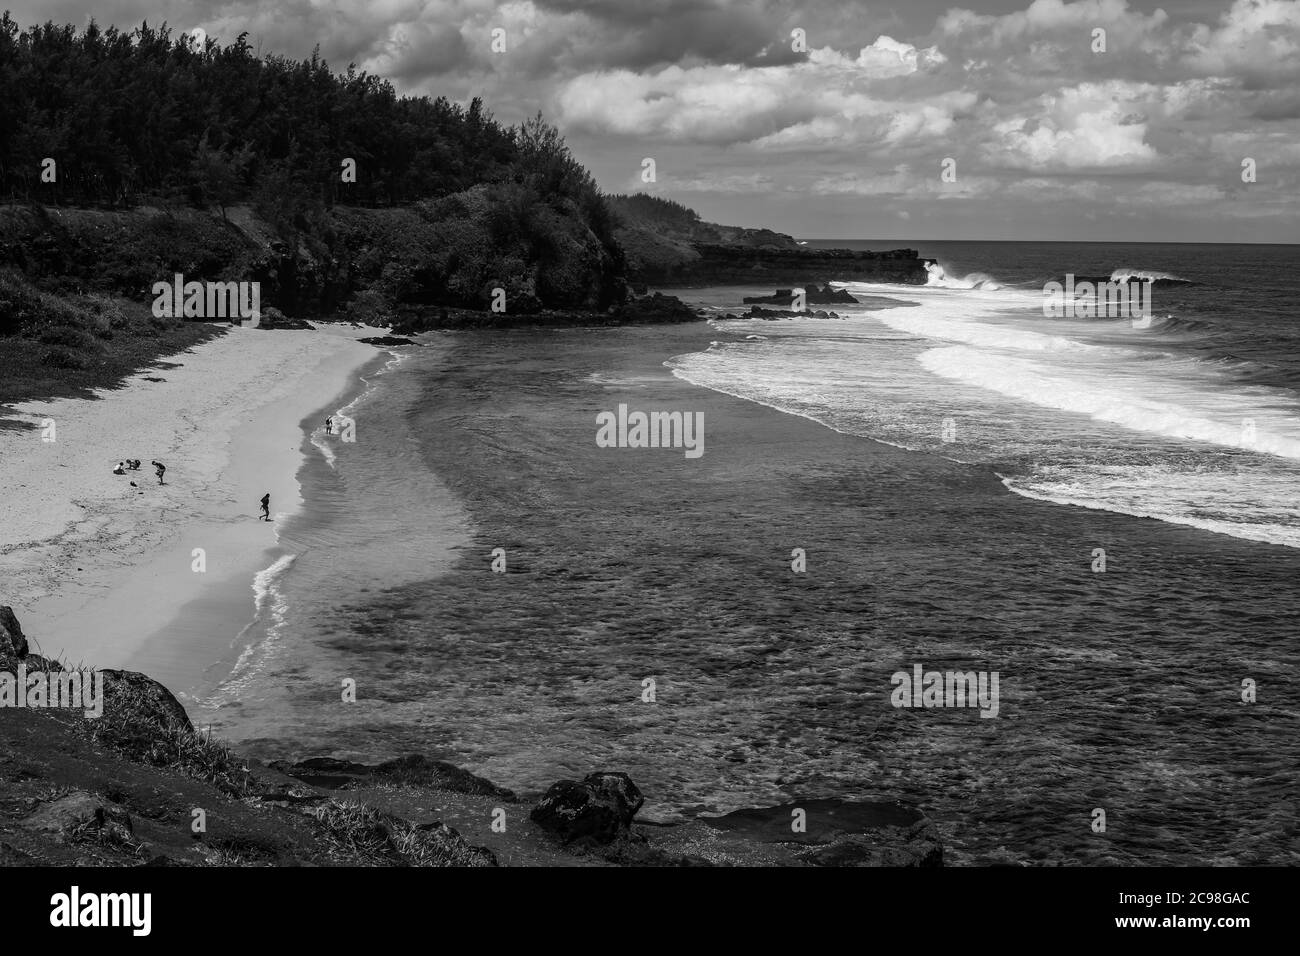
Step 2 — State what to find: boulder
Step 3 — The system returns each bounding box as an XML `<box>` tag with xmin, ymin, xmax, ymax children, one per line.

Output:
<box><xmin>0</xmin><ymin>606</ymin><xmax>28</xmax><ymax>659</ymax></box>
<box><xmin>611</xmin><ymin>292</ymin><xmax>698</xmax><ymax>324</ymax></box>
<box><xmin>99</xmin><ymin>669</ymin><xmax>194</xmax><ymax>732</ymax></box>
<box><xmin>530</xmin><ymin>771</ymin><xmax>644</xmax><ymax>846</ymax></box>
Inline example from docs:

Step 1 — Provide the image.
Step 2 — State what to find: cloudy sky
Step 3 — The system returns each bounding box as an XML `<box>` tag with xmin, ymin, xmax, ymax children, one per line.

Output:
<box><xmin>12</xmin><ymin>0</ymin><xmax>1300</xmax><ymax>241</ymax></box>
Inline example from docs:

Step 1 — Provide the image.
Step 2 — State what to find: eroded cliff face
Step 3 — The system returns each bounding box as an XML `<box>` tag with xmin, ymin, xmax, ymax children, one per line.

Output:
<box><xmin>655</xmin><ymin>243</ymin><xmax>928</xmax><ymax>285</ymax></box>
<box><xmin>613</xmin><ymin>216</ymin><xmax>928</xmax><ymax>286</ymax></box>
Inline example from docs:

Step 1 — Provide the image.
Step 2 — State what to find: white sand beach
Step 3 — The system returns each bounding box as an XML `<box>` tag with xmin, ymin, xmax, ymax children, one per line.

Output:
<box><xmin>0</xmin><ymin>323</ymin><xmax>390</xmax><ymax>693</ymax></box>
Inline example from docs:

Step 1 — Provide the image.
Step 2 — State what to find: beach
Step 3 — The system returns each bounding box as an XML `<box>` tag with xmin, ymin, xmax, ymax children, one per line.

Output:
<box><xmin>4</xmin><ymin>297</ymin><xmax>1297</xmax><ymax>867</ymax></box>
<box><xmin>0</xmin><ymin>322</ymin><xmax>393</xmax><ymax>698</ymax></box>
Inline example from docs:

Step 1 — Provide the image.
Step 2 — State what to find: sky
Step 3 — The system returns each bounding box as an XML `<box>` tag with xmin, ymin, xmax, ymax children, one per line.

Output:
<box><xmin>9</xmin><ymin>0</ymin><xmax>1300</xmax><ymax>242</ymax></box>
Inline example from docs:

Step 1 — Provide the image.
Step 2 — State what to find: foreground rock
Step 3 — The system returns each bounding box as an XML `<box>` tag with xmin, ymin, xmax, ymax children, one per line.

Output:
<box><xmin>98</xmin><ymin>669</ymin><xmax>194</xmax><ymax>733</ymax></box>
<box><xmin>530</xmin><ymin>772</ymin><xmax>645</xmax><ymax>846</ymax></box>
<box><xmin>21</xmin><ymin>791</ymin><xmax>134</xmax><ymax>845</ymax></box>
<box><xmin>0</xmin><ymin>606</ymin><xmax>27</xmax><ymax>659</ymax></box>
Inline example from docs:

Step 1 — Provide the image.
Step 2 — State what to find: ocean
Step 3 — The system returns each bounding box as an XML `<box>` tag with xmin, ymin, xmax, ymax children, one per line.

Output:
<box><xmin>194</xmin><ymin>241</ymin><xmax>1300</xmax><ymax>866</ymax></box>
<box><xmin>681</xmin><ymin>241</ymin><xmax>1300</xmax><ymax>547</ymax></box>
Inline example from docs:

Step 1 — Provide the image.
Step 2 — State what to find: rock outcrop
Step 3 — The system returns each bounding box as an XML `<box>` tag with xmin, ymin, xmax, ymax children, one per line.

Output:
<box><xmin>530</xmin><ymin>771</ymin><xmax>645</xmax><ymax>846</ymax></box>
<box><xmin>747</xmin><ymin>306</ymin><xmax>841</xmax><ymax>319</ymax></box>
<box><xmin>99</xmin><ymin>669</ymin><xmax>194</xmax><ymax>733</ymax></box>
<box><xmin>630</xmin><ymin>243</ymin><xmax>926</xmax><ymax>286</ymax></box>
<box><xmin>0</xmin><ymin>607</ymin><xmax>27</xmax><ymax>659</ymax></box>
<box><xmin>275</xmin><ymin>754</ymin><xmax>517</xmax><ymax>801</ymax></box>
<box><xmin>743</xmin><ymin>285</ymin><xmax>859</xmax><ymax>305</ymax></box>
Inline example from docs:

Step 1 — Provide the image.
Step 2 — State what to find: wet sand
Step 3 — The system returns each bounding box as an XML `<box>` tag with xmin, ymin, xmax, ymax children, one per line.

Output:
<box><xmin>0</xmin><ymin>323</ymin><xmax>390</xmax><ymax>696</ymax></box>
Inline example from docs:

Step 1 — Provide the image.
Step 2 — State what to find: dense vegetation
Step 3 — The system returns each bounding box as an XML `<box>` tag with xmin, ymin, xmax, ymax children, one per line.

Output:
<box><xmin>0</xmin><ymin>16</ymin><xmax>624</xmax><ymax>314</ymax></box>
<box><xmin>0</xmin><ymin>14</ymin><xmax>638</xmax><ymax>399</ymax></box>
<box><xmin>0</xmin><ymin>15</ymin><xmax>520</xmax><ymax>207</ymax></box>
<box><xmin>605</xmin><ymin>194</ymin><xmax>701</xmax><ymax>234</ymax></box>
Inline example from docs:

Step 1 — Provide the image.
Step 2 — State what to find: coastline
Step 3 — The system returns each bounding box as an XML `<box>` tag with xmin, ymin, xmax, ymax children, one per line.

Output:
<box><xmin>316</xmin><ymin>316</ymin><xmax>1296</xmax><ymax>865</ymax></box>
<box><xmin>0</xmin><ymin>322</ymin><xmax>392</xmax><ymax>698</ymax></box>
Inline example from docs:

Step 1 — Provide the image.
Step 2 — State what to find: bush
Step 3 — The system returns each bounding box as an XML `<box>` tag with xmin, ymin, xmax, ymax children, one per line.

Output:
<box><xmin>37</xmin><ymin>325</ymin><xmax>98</xmax><ymax>350</ymax></box>
<box><xmin>41</xmin><ymin>346</ymin><xmax>90</xmax><ymax>369</ymax></box>
<box><xmin>344</xmin><ymin>289</ymin><xmax>395</xmax><ymax>325</ymax></box>
<box><xmin>0</xmin><ymin>268</ymin><xmax>45</xmax><ymax>336</ymax></box>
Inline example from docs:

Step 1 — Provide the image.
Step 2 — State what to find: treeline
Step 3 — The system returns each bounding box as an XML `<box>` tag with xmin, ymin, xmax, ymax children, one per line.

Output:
<box><xmin>606</xmin><ymin>194</ymin><xmax>702</xmax><ymax>233</ymax></box>
<box><xmin>0</xmin><ymin>15</ymin><xmax>545</xmax><ymax>209</ymax></box>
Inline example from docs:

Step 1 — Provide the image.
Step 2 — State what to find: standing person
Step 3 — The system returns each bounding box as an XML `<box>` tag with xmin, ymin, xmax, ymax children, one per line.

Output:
<box><xmin>259</xmin><ymin>493</ymin><xmax>270</xmax><ymax>522</ymax></box>
<box><xmin>151</xmin><ymin>460</ymin><xmax>166</xmax><ymax>485</ymax></box>
<box><xmin>325</xmin><ymin>416</ymin><xmax>333</xmax><ymax>435</ymax></box>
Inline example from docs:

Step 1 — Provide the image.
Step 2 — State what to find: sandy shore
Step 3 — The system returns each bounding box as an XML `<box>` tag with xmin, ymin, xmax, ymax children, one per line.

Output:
<box><xmin>0</xmin><ymin>323</ymin><xmax>389</xmax><ymax>692</ymax></box>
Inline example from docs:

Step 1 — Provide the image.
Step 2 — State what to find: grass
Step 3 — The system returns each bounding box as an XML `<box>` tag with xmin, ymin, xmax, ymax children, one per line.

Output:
<box><xmin>307</xmin><ymin>799</ymin><xmax>496</xmax><ymax>867</ymax></box>
<box><xmin>0</xmin><ymin>268</ymin><xmax>222</xmax><ymax>413</ymax></box>
<box><xmin>81</xmin><ymin>676</ymin><xmax>253</xmax><ymax>797</ymax></box>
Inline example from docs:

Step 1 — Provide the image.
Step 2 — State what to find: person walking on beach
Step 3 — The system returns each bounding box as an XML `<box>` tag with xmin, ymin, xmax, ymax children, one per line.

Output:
<box><xmin>325</xmin><ymin>416</ymin><xmax>333</xmax><ymax>435</ymax></box>
<box><xmin>259</xmin><ymin>493</ymin><xmax>270</xmax><ymax>522</ymax></box>
<box><xmin>151</xmin><ymin>460</ymin><xmax>166</xmax><ymax>485</ymax></box>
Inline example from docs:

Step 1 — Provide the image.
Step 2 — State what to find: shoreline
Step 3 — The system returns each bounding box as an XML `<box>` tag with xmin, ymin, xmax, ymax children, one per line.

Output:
<box><xmin>0</xmin><ymin>322</ymin><xmax>392</xmax><ymax>698</ymax></box>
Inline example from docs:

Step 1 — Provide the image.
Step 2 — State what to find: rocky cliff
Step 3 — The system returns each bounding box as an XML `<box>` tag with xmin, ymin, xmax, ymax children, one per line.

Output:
<box><xmin>607</xmin><ymin>195</ymin><xmax>928</xmax><ymax>286</ymax></box>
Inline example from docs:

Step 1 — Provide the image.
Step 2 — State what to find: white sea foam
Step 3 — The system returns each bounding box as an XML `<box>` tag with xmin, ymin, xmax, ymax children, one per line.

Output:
<box><xmin>681</xmin><ymin>281</ymin><xmax>1300</xmax><ymax>549</ymax></box>
<box><xmin>1110</xmin><ymin>268</ymin><xmax>1189</xmax><ymax>283</ymax></box>
<box><xmin>918</xmin><ymin>346</ymin><xmax>1300</xmax><ymax>459</ymax></box>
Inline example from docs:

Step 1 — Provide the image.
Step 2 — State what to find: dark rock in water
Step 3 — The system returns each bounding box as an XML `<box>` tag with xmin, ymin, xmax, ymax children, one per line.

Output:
<box><xmin>99</xmin><ymin>670</ymin><xmax>194</xmax><ymax>732</ymax></box>
<box><xmin>800</xmin><ymin>821</ymin><xmax>944</xmax><ymax>867</ymax></box>
<box><xmin>274</xmin><ymin>753</ymin><xmax>516</xmax><ymax>800</ymax></box>
<box><xmin>610</xmin><ymin>292</ymin><xmax>698</xmax><ymax>324</ymax></box>
<box><xmin>273</xmin><ymin>756</ymin><xmax>373</xmax><ymax>786</ymax></box>
<box><xmin>358</xmin><ymin>335</ymin><xmax>415</xmax><ymax>346</ymax></box>
<box><xmin>701</xmin><ymin>798</ymin><xmax>923</xmax><ymax>843</ymax></box>
<box><xmin>694</xmin><ymin>798</ymin><xmax>944</xmax><ymax>867</ymax></box>
<box><xmin>530</xmin><ymin>771</ymin><xmax>645</xmax><ymax>846</ymax></box>
<box><xmin>743</xmin><ymin>284</ymin><xmax>858</xmax><ymax>305</ymax></box>
<box><xmin>371</xmin><ymin>754</ymin><xmax>516</xmax><ymax>800</ymax></box>
<box><xmin>0</xmin><ymin>606</ymin><xmax>28</xmax><ymax>659</ymax></box>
